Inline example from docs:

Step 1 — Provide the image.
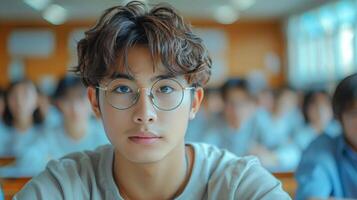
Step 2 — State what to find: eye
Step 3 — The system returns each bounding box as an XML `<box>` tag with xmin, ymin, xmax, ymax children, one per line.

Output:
<box><xmin>113</xmin><ymin>85</ymin><xmax>132</xmax><ymax>94</ymax></box>
<box><xmin>158</xmin><ymin>86</ymin><xmax>174</xmax><ymax>94</ymax></box>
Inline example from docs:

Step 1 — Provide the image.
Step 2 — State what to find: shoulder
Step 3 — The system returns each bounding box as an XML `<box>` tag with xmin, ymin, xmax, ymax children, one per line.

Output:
<box><xmin>190</xmin><ymin>143</ymin><xmax>291</xmax><ymax>199</ymax></box>
<box><xmin>295</xmin><ymin>135</ymin><xmax>341</xmax><ymax>199</ymax></box>
<box><xmin>14</xmin><ymin>144</ymin><xmax>114</xmax><ymax>199</ymax></box>
<box><xmin>297</xmin><ymin>134</ymin><xmax>340</xmax><ymax>175</ymax></box>
<box><xmin>46</xmin><ymin>144</ymin><xmax>113</xmax><ymax>178</ymax></box>
<box><xmin>302</xmin><ymin>134</ymin><xmax>339</xmax><ymax>160</ymax></box>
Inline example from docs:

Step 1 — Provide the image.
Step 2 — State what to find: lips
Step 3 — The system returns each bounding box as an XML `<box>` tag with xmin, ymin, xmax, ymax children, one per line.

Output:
<box><xmin>128</xmin><ymin>131</ymin><xmax>162</xmax><ymax>145</ymax></box>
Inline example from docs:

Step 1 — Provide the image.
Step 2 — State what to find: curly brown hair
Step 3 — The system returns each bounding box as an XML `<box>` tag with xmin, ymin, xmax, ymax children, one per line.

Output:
<box><xmin>73</xmin><ymin>1</ymin><xmax>211</xmax><ymax>88</ymax></box>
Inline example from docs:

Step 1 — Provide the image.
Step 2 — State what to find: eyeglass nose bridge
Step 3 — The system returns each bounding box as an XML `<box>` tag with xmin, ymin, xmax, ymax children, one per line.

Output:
<box><xmin>133</xmin><ymin>87</ymin><xmax>156</xmax><ymax>107</ymax></box>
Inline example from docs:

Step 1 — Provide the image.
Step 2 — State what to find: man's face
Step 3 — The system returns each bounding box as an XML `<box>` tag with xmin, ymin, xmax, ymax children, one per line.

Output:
<box><xmin>89</xmin><ymin>46</ymin><xmax>202</xmax><ymax>164</ymax></box>
<box><xmin>57</xmin><ymin>87</ymin><xmax>91</xmax><ymax>124</ymax></box>
<box><xmin>307</xmin><ymin>93</ymin><xmax>332</xmax><ymax>126</ymax></box>
<box><xmin>8</xmin><ymin>82</ymin><xmax>38</xmax><ymax>121</ymax></box>
<box><xmin>342</xmin><ymin>101</ymin><xmax>357</xmax><ymax>151</ymax></box>
<box><xmin>224</xmin><ymin>88</ymin><xmax>254</xmax><ymax>129</ymax></box>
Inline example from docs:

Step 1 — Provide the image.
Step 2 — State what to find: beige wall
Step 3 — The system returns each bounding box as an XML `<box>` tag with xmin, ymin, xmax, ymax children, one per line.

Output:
<box><xmin>0</xmin><ymin>19</ymin><xmax>286</xmax><ymax>88</ymax></box>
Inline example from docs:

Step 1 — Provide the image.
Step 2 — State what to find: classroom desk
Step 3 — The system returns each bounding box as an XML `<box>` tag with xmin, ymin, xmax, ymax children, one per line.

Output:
<box><xmin>0</xmin><ymin>158</ymin><xmax>15</xmax><ymax>167</ymax></box>
<box><xmin>0</xmin><ymin>177</ymin><xmax>30</xmax><ymax>200</ymax></box>
<box><xmin>273</xmin><ymin>171</ymin><xmax>297</xmax><ymax>198</ymax></box>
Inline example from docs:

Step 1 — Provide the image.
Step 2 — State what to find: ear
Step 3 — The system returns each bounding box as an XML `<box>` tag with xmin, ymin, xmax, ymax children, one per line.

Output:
<box><xmin>87</xmin><ymin>87</ymin><xmax>101</xmax><ymax>118</ymax></box>
<box><xmin>190</xmin><ymin>87</ymin><xmax>204</xmax><ymax>120</ymax></box>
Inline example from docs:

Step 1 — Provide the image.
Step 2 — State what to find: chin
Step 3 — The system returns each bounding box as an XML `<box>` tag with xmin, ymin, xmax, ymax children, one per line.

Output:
<box><xmin>126</xmin><ymin>150</ymin><xmax>167</xmax><ymax>164</ymax></box>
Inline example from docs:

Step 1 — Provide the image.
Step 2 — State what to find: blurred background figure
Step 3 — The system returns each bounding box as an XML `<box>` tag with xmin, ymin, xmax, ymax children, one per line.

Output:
<box><xmin>37</xmin><ymin>90</ymin><xmax>62</xmax><ymax>130</ymax></box>
<box><xmin>185</xmin><ymin>87</ymin><xmax>223</xmax><ymax>142</ymax></box>
<box><xmin>256</xmin><ymin>88</ymin><xmax>275</xmax><ymax>114</ymax></box>
<box><xmin>0</xmin><ymin>76</ymin><xmax>109</xmax><ymax>177</ymax></box>
<box><xmin>293</xmin><ymin>90</ymin><xmax>341</xmax><ymax>151</ymax></box>
<box><xmin>43</xmin><ymin>75</ymin><xmax>109</xmax><ymax>157</ymax></box>
<box><xmin>251</xmin><ymin>87</ymin><xmax>303</xmax><ymax>171</ymax></box>
<box><xmin>0</xmin><ymin>79</ymin><xmax>46</xmax><ymax>158</ymax></box>
<box><xmin>295</xmin><ymin>73</ymin><xmax>357</xmax><ymax>200</ymax></box>
<box><xmin>202</xmin><ymin>78</ymin><xmax>257</xmax><ymax>156</ymax></box>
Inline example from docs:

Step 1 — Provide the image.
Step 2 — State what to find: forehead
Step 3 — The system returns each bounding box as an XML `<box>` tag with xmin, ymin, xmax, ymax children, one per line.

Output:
<box><xmin>120</xmin><ymin>46</ymin><xmax>167</xmax><ymax>75</ymax></box>
<box><xmin>227</xmin><ymin>88</ymin><xmax>249</xmax><ymax>100</ymax></box>
<box><xmin>62</xmin><ymin>86</ymin><xmax>86</xmax><ymax>99</ymax></box>
<box><xmin>11</xmin><ymin>82</ymin><xmax>36</xmax><ymax>93</ymax></box>
<box><xmin>108</xmin><ymin>46</ymin><xmax>186</xmax><ymax>84</ymax></box>
<box><xmin>315</xmin><ymin>93</ymin><xmax>330</xmax><ymax>101</ymax></box>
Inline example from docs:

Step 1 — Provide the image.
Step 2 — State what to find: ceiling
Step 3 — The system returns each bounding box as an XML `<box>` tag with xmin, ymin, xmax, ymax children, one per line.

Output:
<box><xmin>0</xmin><ymin>0</ymin><xmax>335</xmax><ymax>23</ymax></box>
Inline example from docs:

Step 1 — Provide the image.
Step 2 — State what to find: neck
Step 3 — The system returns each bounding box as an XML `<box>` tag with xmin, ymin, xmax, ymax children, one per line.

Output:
<box><xmin>14</xmin><ymin>117</ymin><xmax>33</xmax><ymax>132</ymax></box>
<box><xmin>226</xmin><ymin>116</ymin><xmax>241</xmax><ymax>130</ymax></box>
<box><xmin>64</xmin><ymin>120</ymin><xmax>87</xmax><ymax>140</ymax></box>
<box><xmin>311</xmin><ymin>121</ymin><xmax>324</xmax><ymax>134</ymax></box>
<box><xmin>114</xmin><ymin>144</ymin><xmax>192</xmax><ymax>200</ymax></box>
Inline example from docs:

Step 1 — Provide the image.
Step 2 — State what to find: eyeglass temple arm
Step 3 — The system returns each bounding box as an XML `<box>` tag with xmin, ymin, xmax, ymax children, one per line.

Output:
<box><xmin>185</xmin><ymin>87</ymin><xmax>196</xmax><ymax>90</ymax></box>
<box><xmin>96</xmin><ymin>86</ymin><xmax>107</xmax><ymax>91</ymax></box>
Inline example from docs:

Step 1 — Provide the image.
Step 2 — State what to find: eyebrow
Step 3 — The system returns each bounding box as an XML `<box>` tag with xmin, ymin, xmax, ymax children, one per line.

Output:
<box><xmin>112</xmin><ymin>73</ymin><xmax>176</xmax><ymax>82</ymax></box>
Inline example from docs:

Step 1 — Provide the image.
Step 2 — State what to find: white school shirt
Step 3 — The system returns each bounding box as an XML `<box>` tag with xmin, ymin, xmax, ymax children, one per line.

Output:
<box><xmin>14</xmin><ymin>143</ymin><xmax>291</xmax><ymax>200</ymax></box>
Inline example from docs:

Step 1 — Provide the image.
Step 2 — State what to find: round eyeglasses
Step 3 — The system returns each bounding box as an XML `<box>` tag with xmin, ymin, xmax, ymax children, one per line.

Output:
<box><xmin>97</xmin><ymin>78</ymin><xmax>195</xmax><ymax>111</ymax></box>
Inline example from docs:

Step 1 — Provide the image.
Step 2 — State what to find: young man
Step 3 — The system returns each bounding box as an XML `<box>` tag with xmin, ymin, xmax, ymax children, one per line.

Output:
<box><xmin>295</xmin><ymin>73</ymin><xmax>357</xmax><ymax>199</ymax></box>
<box><xmin>15</xmin><ymin>2</ymin><xmax>290</xmax><ymax>199</ymax></box>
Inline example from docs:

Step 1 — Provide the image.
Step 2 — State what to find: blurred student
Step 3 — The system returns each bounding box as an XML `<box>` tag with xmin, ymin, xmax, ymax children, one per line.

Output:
<box><xmin>0</xmin><ymin>76</ymin><xmax>110</xmax><ymax>177</ymax></box>
<box><xmin>254</xmin><ymin>87</ymin><xmax>303</xmax><ymax>149</ymax></box>
<box><xmin>14</xmin><ymin>2</ymin><xmax>290</xmax><ymax>199</ymax></box>
<box><xmin>37</xmin><ymin>91</ymin><xmax>62</xmax><ymax>129</ymax></box>
<box><xmin>45</xmin><ymin>75</ymin><xmax>109</xmax><ymax>157</ymax></box>
<box><xmin>203</xmin><ymin>78</ymin><xmax>257</xmax><ymax>156</ymax></box>
<box><xmin>0</xmin><ymin>79</ymin><xmax>45</xmax><ymax>158</ymax></box>
<box><xmin>185</xmin><ymin>87</ymin><xmax>223</xmax><ymax>142</ymax></box>
<box><xmin>294</xmin><ymin>90</ymin><xmax>341</xmax><ymax>150</ymax></box>
<box><xmin>252</xmin><ymin>88</ymin><xmax>303</xmax><ymax>171</ymax></box>
<box><xmin>295</xmin><ymin>73</ymin><xmax>357</xmax><ymax>199</ymax></box>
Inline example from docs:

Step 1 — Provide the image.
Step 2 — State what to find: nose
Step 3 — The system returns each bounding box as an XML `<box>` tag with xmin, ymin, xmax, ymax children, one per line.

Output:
<box><xmin>133</xmin><ymin>88</ymin><xmax>157</xmax><ymax>124</ymax></box>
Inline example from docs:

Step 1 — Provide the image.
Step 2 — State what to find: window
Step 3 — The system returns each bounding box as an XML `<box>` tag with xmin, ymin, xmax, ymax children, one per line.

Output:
<box><xmin>287</xmin><ymin>0</ymin><xmax>357</xmax><ymax>89</ymax></box>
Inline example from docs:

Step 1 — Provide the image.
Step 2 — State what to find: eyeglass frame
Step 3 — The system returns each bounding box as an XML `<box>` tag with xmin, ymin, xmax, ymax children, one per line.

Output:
<box><xmin>96</xmin><ymin>78</ymin><xmax>196</xmax><ymax>111</ymax></box>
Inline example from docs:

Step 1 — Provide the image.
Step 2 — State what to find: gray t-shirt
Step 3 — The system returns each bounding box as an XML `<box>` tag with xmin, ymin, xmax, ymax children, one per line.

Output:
<box><xmin>14</xmin><ymin>143</ymin><xmax>291</xmax><ymax>200</ymax></box>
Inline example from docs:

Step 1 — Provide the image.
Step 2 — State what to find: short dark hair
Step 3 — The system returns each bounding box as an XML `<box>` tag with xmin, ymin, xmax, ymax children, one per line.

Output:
<box><xmin>73</xmin><ymin>1</ymin><xmax>211</xmax><ymax>88</ymax></box>
<box><xmin>332</xmin><ymin>73</ymin><xmax>357</xmax><ymax>120</ymax></box>
<box><xmin>2</xmin><ymin>79</ymin><xmax>44</xmax><ymax>127</ymax></box>
<box><xmin>220</xmin><ymin>78</ymin><xmax>248</xmax><ymax>102</ymax></box>
<box><xmin>302</xmin><ymin>90</ymin><xmax>329</xmax><ymax>124</ymax></box>
<box><xmin>0</xmin><ymin>88</ymin><xmax>4</xmax><ymax>98</ymax></box>
<box><xmin>53</xmin><ymin>76</ymin><xmax>85</xmax><ymax>100</ymax></box>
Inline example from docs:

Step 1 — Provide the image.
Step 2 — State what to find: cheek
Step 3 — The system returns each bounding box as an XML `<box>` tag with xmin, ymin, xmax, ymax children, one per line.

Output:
<box><xmin>342</xmin><ymin>115</ymin><xmax>357</xmax><ymax>144</ymax></box>
<box><xmin>100</xmin><ymin>103</ymin><xmax>131</xmax><ymax>140</ymax></box>
<box><xmin>344</xmin><ymin>119</ymin><xmax>357</xmax><ymax>136</ymax></box>
<box><xmin>159</xmin><ymin>97</ymin><xmax>191</xmax><ymax>133</ymax></box>
<box><xmin>160</xmin><ymin>106</ymin><xmax>190</xmax><ymax>127</ymax></box>
<box><xmin>21</xmin><ymin>95</ymin><xmax>37</xmax><ymax>112</ymax></box>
